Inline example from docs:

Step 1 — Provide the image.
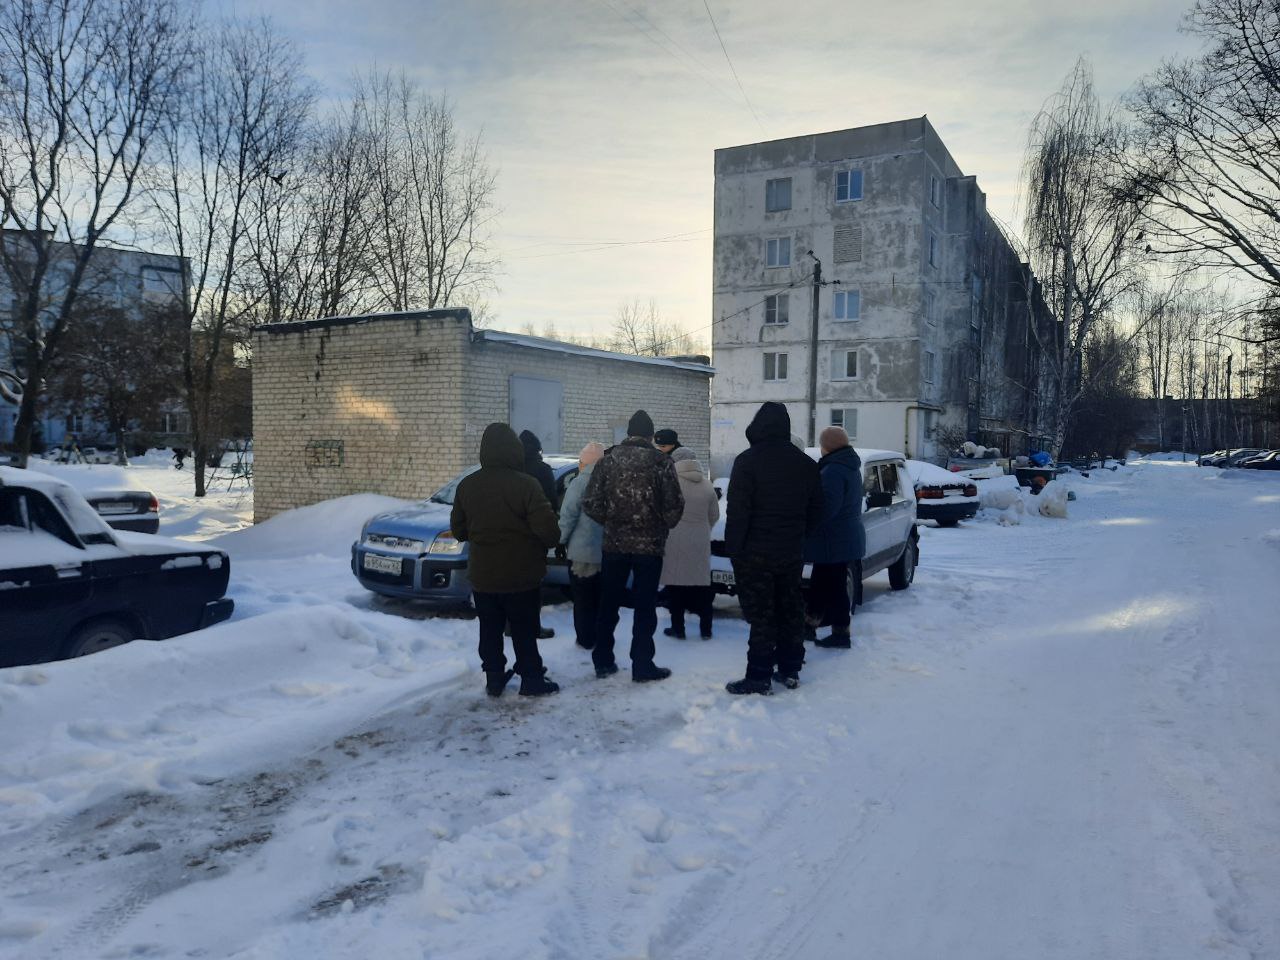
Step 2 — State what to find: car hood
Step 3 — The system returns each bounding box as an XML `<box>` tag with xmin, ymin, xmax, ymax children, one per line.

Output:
<box><xmin>362</xmin><ymin>501</ymin><xmax>454</xmax><ymax>539</ymax></box>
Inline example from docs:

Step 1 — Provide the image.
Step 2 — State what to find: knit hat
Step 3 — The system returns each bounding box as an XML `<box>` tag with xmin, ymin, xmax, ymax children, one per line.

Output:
<box><xmin>627</xmin><ymin>410</ymin><xmax>655</xmax><ymax>438</ymax></box>
<box><xmin>670</xmin><ymin>446</ymin><xmax>696</xmax><ymax>463</ymax></box>
<box><xmin>654</xmin><ymin>428</ymin><xmax>680</xmax><ymax>447</ymax></box>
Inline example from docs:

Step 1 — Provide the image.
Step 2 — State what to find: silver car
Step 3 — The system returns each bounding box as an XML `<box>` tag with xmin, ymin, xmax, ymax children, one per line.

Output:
<box><xmin>351</xmin><ymin>457</ymin><xmax>579</xmax><ymax>606</ymax></box>
<box><xmin>708</xmin><ymin>447</ymin><xmax>919</xmax><ymax>598</ymax></box>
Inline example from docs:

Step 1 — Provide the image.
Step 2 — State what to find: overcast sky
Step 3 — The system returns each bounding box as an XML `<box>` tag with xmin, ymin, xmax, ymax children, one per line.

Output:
<box><xmin>247</xmin><ymin>0</ymin><xmax>1202</xmax><ymax>342</ymax></box>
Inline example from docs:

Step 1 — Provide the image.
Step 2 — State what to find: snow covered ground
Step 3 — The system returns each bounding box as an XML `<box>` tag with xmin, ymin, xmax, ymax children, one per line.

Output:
<box><xmin>2</xmin><ymin>459</ymin><xmax>1279</xmax><ymax>958</ymax></box>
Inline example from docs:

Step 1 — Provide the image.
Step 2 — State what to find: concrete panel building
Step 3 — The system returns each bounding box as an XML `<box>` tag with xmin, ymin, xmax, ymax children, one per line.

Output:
<box><xmin>251</xmin><ymin>309</ymin><xmax>713</xmax><ymax>522</ymax></box>
<box><xmin>711</xmin><ymin>117</ymin><xmax>1052</xmax><ymax>474</ymax></box>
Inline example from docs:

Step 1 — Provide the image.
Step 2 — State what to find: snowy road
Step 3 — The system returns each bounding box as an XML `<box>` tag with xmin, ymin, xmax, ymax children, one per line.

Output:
<box><xmin>1</xmin><ymin>460</ymin><xmax>1278</xmax><ymax>959</ymax></box>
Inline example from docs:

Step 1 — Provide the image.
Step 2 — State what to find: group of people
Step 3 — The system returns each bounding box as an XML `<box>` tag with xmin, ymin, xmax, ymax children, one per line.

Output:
<box><xmin>448</xmin><ymin>401</ymin><xmax>865</xmax><ymax>698</ymax></box>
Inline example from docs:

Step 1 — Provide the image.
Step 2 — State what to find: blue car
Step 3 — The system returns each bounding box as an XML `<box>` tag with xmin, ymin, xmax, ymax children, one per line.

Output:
<box><xmin>351</xmin><ymin>457</ymin><xmax>580</xmax><ymax>606</ymax></box>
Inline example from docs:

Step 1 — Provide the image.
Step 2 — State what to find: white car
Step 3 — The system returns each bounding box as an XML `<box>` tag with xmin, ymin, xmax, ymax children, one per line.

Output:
<box><xmin>709</xmin><ymin>447</ymin><xmax>919</xmax><ymax>598</ymax></box>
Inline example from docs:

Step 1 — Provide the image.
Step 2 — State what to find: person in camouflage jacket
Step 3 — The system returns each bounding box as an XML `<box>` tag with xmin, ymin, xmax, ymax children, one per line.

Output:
<box><xmin>581</xmin><ymin>410</ymin><xmax>684</xmax><ymax>682</ymax></box>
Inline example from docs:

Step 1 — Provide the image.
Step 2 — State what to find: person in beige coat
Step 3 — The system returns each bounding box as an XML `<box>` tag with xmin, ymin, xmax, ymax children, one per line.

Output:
<box><xmin>661</xmin><ymin>448</ymin><xmax>720</xmax><ymax>639</ymax></box>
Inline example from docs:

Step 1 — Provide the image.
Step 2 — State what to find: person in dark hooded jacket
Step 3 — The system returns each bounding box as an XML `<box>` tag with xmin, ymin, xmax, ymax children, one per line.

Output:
<box><xmin>803</xmin><ymin>426</ymin><xmax>865</xmax><ymax>648</ymax></box>
<box><xmin>451</xmin><ymin>423</ymin><xmax>563</xmax><ymax>698</ymax></box>
<box><xmin>519</xmin><ymin>430</ymin><xmax>559</xmax><ymax>507</ymax></box>
<box><xmin>723</xmin><ymin>402</ymin><xmax>823</xmax><ymax>695</ymax></box>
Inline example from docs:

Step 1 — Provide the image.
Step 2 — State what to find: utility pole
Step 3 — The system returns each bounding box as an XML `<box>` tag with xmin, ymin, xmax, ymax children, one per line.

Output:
<box><xmin>807</xmin><ymin>251</ymin><xmax>822</xmax><ymax>447</ymax></box>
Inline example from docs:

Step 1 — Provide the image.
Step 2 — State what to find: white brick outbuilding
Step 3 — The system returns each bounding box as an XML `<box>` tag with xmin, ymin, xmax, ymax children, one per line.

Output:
<box><xmin>251</xmin><ymin>309</ymin><xmax>713</xmax><ymax>522</ymax></box>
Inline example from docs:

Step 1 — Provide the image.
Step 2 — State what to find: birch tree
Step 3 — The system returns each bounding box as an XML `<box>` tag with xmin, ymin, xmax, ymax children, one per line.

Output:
<box><xmin>1021</xmin><ymin>59</ymin><xmax>1147</xmax><ymax>457</ymax></box>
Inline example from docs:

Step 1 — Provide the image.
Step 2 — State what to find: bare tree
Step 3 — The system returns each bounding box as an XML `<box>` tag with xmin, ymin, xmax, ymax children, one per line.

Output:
<box><xmin>1130</xmin><ymin>0</ymin><xmax>1280</xmax><ymax>290</ymax></box>
<box><xmin>0</xmin><ymin>0</ymin><xmax>191</xmax><ymax>466</ymax></box>
<box><xmin>1021</xmin><ymin>59</ymin><xmax>1147</xmax><ymax>457</ymax></box>
<box><xmin>156</xmin><ymin>18</ymin><xmax>311</xmax><ymax>496</ymax></box>
<box><xmin>610</xmin><ymin>298</ymin><xmax>703</xmax><ymax>356</ymax></box>
<box><xmin>360</xmin><ymin>73</ymin><xmax>497</xmax><ymax>313</ymax></box>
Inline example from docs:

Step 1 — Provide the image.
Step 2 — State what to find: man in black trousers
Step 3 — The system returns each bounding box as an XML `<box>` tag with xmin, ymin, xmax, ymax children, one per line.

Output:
<box><xmin>451</xmin><ymin>423</ymin><xmax>563</xmax><ymax>698</ymax></box>
<box><xmin>723</xmin><ymin>402</ymin><xmax>823</xmax><ymax>694</ymax></box>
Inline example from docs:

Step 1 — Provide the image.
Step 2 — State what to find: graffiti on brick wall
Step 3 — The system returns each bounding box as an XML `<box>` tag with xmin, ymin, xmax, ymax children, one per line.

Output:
<box><xmin>305</xmin><ymin>439</ymin><xmax>345</xmax><ymax>468</ymax></box>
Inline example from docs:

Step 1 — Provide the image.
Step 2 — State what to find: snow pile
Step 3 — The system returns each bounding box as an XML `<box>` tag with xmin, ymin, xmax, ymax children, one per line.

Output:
<box><xmin>212</xmin><ymin>494</ymin><xmax>411</xmax><ymax>560</ymax></box>
<box><xmin>0</xmin><ymin>605</ymin><xmax>470</xmax><ymax>834</ymax></box>
<box><xmin>1036</xmin><ymin>481</ymin><xmax>1070</xmax><ymax>518</ymax></box>
<box><xmin>977</xmin><ymin>475</ymin><xmax>1026</xmax><ymax>525</ymax></box>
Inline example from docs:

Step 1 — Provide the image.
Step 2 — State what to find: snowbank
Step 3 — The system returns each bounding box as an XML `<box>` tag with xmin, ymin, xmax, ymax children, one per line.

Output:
<box><xmin>0</xmin><ymin>604</ymin><xmax>471</xmax><ymax>833</ymax></box>
<box><xmin>211</xmin><ymin>494</ymin><xmax>411</xmax><ymax>560</ymax></box>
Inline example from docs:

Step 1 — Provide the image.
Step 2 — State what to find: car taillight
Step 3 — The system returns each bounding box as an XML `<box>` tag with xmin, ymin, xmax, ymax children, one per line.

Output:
<box><xmin>948</xmin><ymin>465</ymin><xmax>962</xmax><ymax>472</ymax></box>
<box><xmin>963</xmin><ymin>485</ymin><xmax>977</xmax><ymax>497</ymax></box>
<box><xmin>918</xmin><ymin>488</ymin><xmax>944</xmax><ymax>500</ymax></box>
<box><xmin>148</xmin><ymin>495</ymin><xmax>159</xmax><ymax>513</ymax></box>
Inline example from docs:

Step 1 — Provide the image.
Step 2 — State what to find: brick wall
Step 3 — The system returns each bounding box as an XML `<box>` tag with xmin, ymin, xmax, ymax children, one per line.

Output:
<box><xmin>252</xmin><ymin>313</ymin><xmax>471</xmax><ymax>521</ymax></box>
<box><xmin>463</xmin><ymin>340</ymin><xmax>712</xmax><ymax>464</ymax></box>
<box><xmin>252</xmin><ymin>312</ymin><xmax>713</xmax><ymax>522</ymax></box>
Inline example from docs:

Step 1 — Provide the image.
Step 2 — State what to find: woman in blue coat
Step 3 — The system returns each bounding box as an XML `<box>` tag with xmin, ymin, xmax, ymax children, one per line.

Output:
<box><xmin>803</xmin><ymin>426</ymin><xmax>865</xmax><ymax>648</ymax></box>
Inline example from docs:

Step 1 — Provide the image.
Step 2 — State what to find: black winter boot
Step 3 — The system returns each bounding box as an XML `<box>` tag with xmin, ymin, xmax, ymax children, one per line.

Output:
<box><xmin>725</xmin><ymin>676</ymin><xmax>772</xmax><ymax>696</ymax></box>
<box><xmin>815</xmin><ymin>631</ymin><xmax>852</xmax><ymax>649</ymax></box>
<box><xmin>773</xmin><ymin>670</ymin><xmax>800</xmax><ymax>690</ymax></box>
<box><xmin>485</xmin><ymin>669</ymin><xmax>515</xmax><ymax>698</ymax></box>
<box><xmin>632</xmin><ymin>662</ymin><xmax>672</xmax><ymax>683</ymax></box>
<box><xmin>519</xmin><ymin>671</ymin><xmax>560</xmax><ymax>697</ymax></box>
<box><xmin>663</xmin><ymin>626</ymin><xmax>686</xmax><ymax>639</ymax></box>
<box><xmin>595</xmin><ymin>662</ymin><xmax>619</xmax><ymax>679</ymax></box>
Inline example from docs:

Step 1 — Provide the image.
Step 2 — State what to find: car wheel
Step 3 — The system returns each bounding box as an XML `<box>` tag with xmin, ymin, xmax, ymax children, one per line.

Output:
<box><xmin>888</xmin><ymin>536</ymin><xmax>917</xmax><ymax>591</ymax></box>
<box><xmin>936</xmin><ymin>519</ymin><xmax>960</xmax><ymax>528</ymax></box>
<box><xmin>64</xmin><ymin>619</ymin><xmax>136</xmax><ymax>659</ymax></box>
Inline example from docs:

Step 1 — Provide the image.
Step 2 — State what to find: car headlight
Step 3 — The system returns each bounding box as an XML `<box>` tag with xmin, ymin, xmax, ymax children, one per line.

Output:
<box><xmin>428</xmin><ymin>531</ymin><xmax>465</xmax><ymax>555</ymax></box>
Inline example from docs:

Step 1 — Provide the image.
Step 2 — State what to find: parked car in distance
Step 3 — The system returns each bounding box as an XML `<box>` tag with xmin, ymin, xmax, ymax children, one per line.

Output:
<box><xmin>352</xmin><ymin>456</ymin><xmax>579</xmax><ymax>606</ymax></box>
<box><xmin>906</xmin><ymin>459</ymin><xmax>980</xmax><ymax>527</ymax></box>
<box><xmin>26</xmin><ymin>462</ymin><xmax>161</xmax><ymax>533</ymax></box>
<box><xmin>1240</xmin><ymin>450</ymin><xmax>1280</xmax><ymax>470</ymax></box>
<box><xmin>0</xmin><ymin>467</ymin><xmax>233</xmax><ymax>667</ymax></box>
<box><xmin>1221</xmin><ymin>448</ymin><xmax>1267</xmax><ymax>468</ymax></box>
<box><xmin>1197</xmin><ymin>450</ymin><xmax>1228</xmax><ymax>466</ymax></box>
<box><xmin>946</xmin><ymin>454</ymin><xmax>1009</xmax><ymax>479</ymax></box>
<box><xmin>709</xmin><ymin>447</ymin><xmax>919</xmax><ymax>598</ymax></box>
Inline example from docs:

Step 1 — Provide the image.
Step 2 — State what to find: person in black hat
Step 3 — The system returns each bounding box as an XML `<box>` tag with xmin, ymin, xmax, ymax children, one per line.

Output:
<box><xmin>582</xmin><ymin>409</ymin><xmax>684</xmax><ymax>682</ymax></box>
<box><xmin>654</xmin><ymin>429</ymin><xmax>680</xmax><ymax>456</ymax></box>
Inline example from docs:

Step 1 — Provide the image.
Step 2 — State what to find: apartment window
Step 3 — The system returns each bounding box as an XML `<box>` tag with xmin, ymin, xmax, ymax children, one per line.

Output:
<box><xmin>764</xmin><ymin>351</ymin><xmax>789</xmax><ymax>381</ymax></box>
<box><xmin>162</xmin><ymin>410</ymin><xmax>191</xmax><ymax>434</ymax></box>
<box><xmin>764</xmin><ymin>293</ymin><xmax>790</xmax><ymax>325</ymax></box>
<box><xmin>830</xmin><ymin>407</ymin><xmax>858</xmax><ymax>439</ymax></box>
<box><xmin>928</xmin><ymin>233</ymin><xmax>939</xmax><ymax>268</ymax></box>
<box><xmin>924</xmin><ymin>349</ymin><xmax>936</xmax><ymax>384</ymax></box>
<box><xmin>925</xmin><ymin>289</ymin><xmax>937</xmax><ymax>326</ymax></box>
<box><xmin>765</xmin><ymin>236</ymin><xmax>791</xmax><ymax>268</ymax></box>
<box><xmin>833</xmin><ymin>289</ymin><xmax>861</xmax><ymax>321</ymax></box>
<box><xmin>836</xmin><ymin>169</ymin><xmax>864</xmax><ymax>203</ymax></box>
<box><xmin>930</xmin><ymin>174</ymin><xmax>941</xmax><ymax>208</ymax></box>
<box><xmin>65</xmin><ymin>413</ymin><xmax>85</xmax><ymax>434</ymax></box>
<box><xmin>765</xmin><ymin>177</ymin><xmax>792</xmax><ymax>212</ymax></box>
<box><xmin>141</xmin><ymin>266</ymin><xmax>181</xmax><ymax>297</ymax></box>
<box><xmin>831</xmin><ymin>348</ymin><xmax>858</xmax><ymax>381</ymax></box>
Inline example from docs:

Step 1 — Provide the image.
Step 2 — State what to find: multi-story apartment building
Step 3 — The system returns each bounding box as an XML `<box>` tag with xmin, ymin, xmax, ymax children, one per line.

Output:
<box><xmin>0</xmin><ymin>234</ymin><xmax>189</xmax><ymax>447</ymax></box>
<box><xmin>711</xmin><ymin>117</ymin><xmax>1054</xmax><ymax>473</ymax></box>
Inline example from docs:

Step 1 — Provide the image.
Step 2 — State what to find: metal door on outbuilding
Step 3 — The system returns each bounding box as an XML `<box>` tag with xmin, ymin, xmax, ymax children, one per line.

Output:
<box><xmin>509</xmin><ymin>375</ymin><xmax>564</xmax><ymax>455</ymax></box>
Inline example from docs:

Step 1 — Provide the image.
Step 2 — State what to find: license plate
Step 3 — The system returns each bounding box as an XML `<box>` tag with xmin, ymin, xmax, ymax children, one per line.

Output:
<box><xmin>362</xmin><ymin>553</ymin><xmax>403</xmax><ymax>575</ymax></box>
<box><xmin>96</xmin><ymin>501</ymin><xmax>136</xmax><ymax>515</ymax></box>
<box><xmin>711</xmin><ymin>570</ymin><xmax>735</xmax><ymax>586</ymax></box>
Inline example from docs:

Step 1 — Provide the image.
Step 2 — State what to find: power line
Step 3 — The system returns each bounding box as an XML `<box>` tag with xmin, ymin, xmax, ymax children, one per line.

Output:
<box><xmin>700</xmin><ymin>0</ymin><xmax>765</xmax><ymax>135</ymax></box>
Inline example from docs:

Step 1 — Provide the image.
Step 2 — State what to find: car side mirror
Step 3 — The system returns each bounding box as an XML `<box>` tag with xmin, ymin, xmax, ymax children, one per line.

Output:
<box><xmin>866</xmin><ymin>491</ymin><xmax>893</xmax><ymax>509</ymax></box>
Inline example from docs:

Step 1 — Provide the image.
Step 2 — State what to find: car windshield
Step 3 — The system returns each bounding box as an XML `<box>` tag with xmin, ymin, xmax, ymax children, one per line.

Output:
<box><xmin>427</xmin><ymin>465</ymin><xmax>482</xmax><ymax>505</ymax></box>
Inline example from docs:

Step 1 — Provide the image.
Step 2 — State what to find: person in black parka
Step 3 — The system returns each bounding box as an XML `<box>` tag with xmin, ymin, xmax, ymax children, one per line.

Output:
<box><xmin>519</xmin><ymin>430</ymin><xmax>559</xmax><ymax>507</ymax></box>
<box><xmin>723</xmin><ymin>402</ymin><xmax>823</xmax><ymax>695</ymax></box>
<box><xmin>803</xmin><ymin>426</ymin><xmax>866</xmax><ymax>649</ymax></box>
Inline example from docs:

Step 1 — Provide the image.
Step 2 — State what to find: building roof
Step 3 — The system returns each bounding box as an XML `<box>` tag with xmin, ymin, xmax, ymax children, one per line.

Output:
<box><xmin>478</xmin><ymin>329</ymin><xmax>714</xmax><ymax>375</ymax></box>
<box><xmin>252</xmin><ymin>308</ymin><xmax>473</xmax><ymax>336</ymax></box>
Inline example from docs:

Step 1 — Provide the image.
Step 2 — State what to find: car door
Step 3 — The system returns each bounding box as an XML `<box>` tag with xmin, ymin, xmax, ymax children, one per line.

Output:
<box><xmin>880</xmin><ymin>460</ymin><xmax>915</xmax><ymax>552</ymax></box>
<box><xmin>860</xmin><ymin>459</ymin><xmax>891</xmax><ymax>568</ymax></box>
